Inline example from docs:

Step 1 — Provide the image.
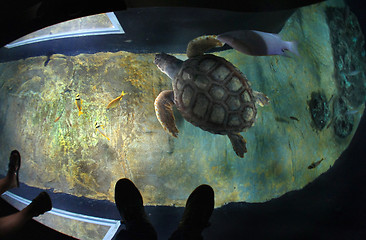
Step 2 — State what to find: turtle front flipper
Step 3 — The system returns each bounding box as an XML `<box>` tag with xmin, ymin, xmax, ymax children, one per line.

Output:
<box><xmin>228</xmin><ymin>133</ymin><xmax>247</xmax><ymax>158</ymax></box>
<box><xmin>154</xmin><ymin>90</ymin><xmax>179</xmax><ymax>137</ymax></box>
<box><xmin>187</xmin><ymin>35</ymin><xmax>224</xmax><ymax>58</ymax></box>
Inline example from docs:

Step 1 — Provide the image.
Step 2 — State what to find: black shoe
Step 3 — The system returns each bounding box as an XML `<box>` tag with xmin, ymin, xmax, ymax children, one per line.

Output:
<box><xmin>29</xmin><ymin>192</ymin><xmax>52</xmax><ymax>217</ymax></box>
<box><xmin>170</xmin><ymin>184</ymin><xmax>214</xmax><ymax>239</ymax></box>
<box><xmin>7</xmin><ymin>150</ymin><xmax>21</xmax><ymax>187</ymax></box>
<box><xmin>115</xmin><ymin>178</ymin><xmax>148</xmax><ymax>223</ymax></box>
<box><xmin>115</xmin><ymin>178</ymin><xmax>157</xmax><ymax>239</ymax></box>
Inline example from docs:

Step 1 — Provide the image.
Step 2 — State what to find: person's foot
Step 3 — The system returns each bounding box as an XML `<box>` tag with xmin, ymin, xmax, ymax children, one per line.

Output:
<box><xmin>115</xmin><ymin>178</ymin><xmax>157</xmax><ymax>239</ymax></box>
<box><xmin>170</xmin><ymin>184</ymin><xmax>214</xmax><ymax>240</ymax></box>
<box><xmin>115</xmin><ymin>178</ymin><xmax>147</xmax><ymax>222</ymax></box>
<box><xmin>28</xmin><ymin>192</ymin><xmax>52</xmax><ymax>217</ymax></box>
<box><xmin>7</xmin><ymin>150</ymin><xmax>21</xmax><ymax>188</ymax></box>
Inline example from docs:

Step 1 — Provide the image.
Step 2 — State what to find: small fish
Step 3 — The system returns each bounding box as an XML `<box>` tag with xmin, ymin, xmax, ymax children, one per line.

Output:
<box><xmin>54</xmin><ymin>110</ymin><xmax>64</xmax><ymax>122</ymax></box>
<box><xmin>95</xmin><ymin>122</ymin><xmax>110</xmax><ymax>141</ymax></box>
<box><xmin>328</xmin><ymin>94</ymin><xmax>334</xmax><ymax>104</ymax></box>
<box><xmin>308</xmin><ymin>158</ymin><xmax>325</xmax><ymax>169</ymax></box>
<box><xmin>289</xmin><ymin>116</ymin><xmax>299</xmax><ymax>121</ymax></box>
<box><xmin>217</xmin><ymin>30</ymin><xmax>299</xmax><ymax>57</ymax></box>
<box><xmin>64</xmin><ymin>88</ymin><xmax>72</xmax><ymax>94</ymax></box>
<box><xmin>274</xmin><ymin>116</ymin><xmax>290</xmax><ymax>124</ymax></box>
<box><xmin>54</xmin><ymin>116</ymin><xmax>62</xmax><ymax>122</ymax></box>
<box><xmin>106</xmin><ymin>91</ymin><xmax>127</xmax><ymax>109</ymax></box>
<box><xmin>346</xmin><ymin>70</ymin><xmax>361</xmax><ymax>76</ymax></box>
<box><xmin>345</xmin><ymin>109</ymin><xmax>360</xmax><ymax>115</ymax></box>
<box><xmin>64</xmin><ymin>79</ymin><xmax>74</xmax><ymax>94</ymax></box>
<box><xmin>75</xmin><ymin>94</ymin><xmax>83</xmax><ymax>116</ymax></box>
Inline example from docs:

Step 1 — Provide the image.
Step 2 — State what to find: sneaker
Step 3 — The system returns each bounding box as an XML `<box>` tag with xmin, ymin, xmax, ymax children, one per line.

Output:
<box><xmin>170</xmin><ymin>184</ymin><xmax>214</xmax><ymax>239</ymax></box>
<box><xmin>28</xmin><ymin>192</ymin><xmax>52</xmax><ymax>217</ymax></box>
<box><xmin>7</xmin><ymin>150</ymin><xmax>21</xmax><ymax>188</ymax></box>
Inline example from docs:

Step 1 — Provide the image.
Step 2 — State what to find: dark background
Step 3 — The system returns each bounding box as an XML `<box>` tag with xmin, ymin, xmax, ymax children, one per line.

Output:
<box><xmin>0</xmin><ymin>0</ymin><xmax>366</xmax><ymax>239</ymax></box>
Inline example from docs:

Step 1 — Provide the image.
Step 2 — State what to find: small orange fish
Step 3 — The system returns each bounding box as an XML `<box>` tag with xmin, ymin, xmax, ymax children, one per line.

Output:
<box><xmin>106</xmin><ymin>91</ymin><xmax>126</xmax><ymax>109</ymax></box>
<box><xmin>75</xmin><ymin>94</ymin><xmax>83</xmax><ymax>116</ymax></box>
<box><xmin>54</xmin><ymin>116</ymin><xmax>61</xmax><ymax>122</ymax></box>
<box><xmin>308</xmin><ymin>158</ymin><xmax>325</xmax><ymax>169</ymax></box>
<box><xmin>54</xmin><ymin>110</ymin><xmax>64</xmax><ymax>122</ymax></box>
<box><xmin>95</xmin><ymin>122</ymin><xmax>110</xmax><ymax>141</ymax></box>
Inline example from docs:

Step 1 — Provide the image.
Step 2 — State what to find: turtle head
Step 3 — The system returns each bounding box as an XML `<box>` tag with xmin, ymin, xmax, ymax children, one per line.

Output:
<box><xmin>154</xmin><ymin>53</ymin><xmax>183</xmax><ymax>80</ymax></box>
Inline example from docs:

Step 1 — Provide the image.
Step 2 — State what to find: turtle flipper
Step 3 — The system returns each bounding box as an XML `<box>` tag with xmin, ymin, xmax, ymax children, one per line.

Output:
<box><xmin>228</xmin><ymin>133</ymin><xmax>247</xmax><ymax>158</ymax></box>
<box><xmin>253</xmin><ymin>90</ymin><xmax>270</xmax><ymax>107</ymax></box>
<box><xmin>187</xmin><ymin>35</ymin><xmax>224</xmax><ymax>58</ymax></box>
<box><xmin>154</xmin><ymin>90</ymin><xmax>179</xmax><ymax>137</ymax></box>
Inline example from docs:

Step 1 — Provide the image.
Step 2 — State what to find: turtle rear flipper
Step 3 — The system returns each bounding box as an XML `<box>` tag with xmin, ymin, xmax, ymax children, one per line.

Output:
<box><xmin>187</xmin><ymin>35</ymin><xmax>224</xmax><ymax>58</ymax></box>
<box><xmin>154</xmin><ymin>90</ymin><xmax>179</xmax><ymax>137</ymax></box>
<box><xmin>228</xmin><ymin>133</ymin><xmax>247</xmax><ymax>158</ymax></box>
<box><xmin>253</xmin><ymin>90</ymin><xmax>270</xmax><ymax>107</ymax></box>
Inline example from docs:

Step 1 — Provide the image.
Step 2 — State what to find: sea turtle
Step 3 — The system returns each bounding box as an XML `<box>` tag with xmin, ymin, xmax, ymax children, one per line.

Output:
<box><xmin>154</xmin><ymin>33</ymin><xmax>271</xmax><ymax>158</ymax></box>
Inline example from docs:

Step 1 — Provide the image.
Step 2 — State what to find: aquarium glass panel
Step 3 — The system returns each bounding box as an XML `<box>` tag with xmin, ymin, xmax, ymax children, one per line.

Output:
<box><xmin>5</xmin><ymin>12</ymin><xmax>124</xmax><ymax>48</ymax></box>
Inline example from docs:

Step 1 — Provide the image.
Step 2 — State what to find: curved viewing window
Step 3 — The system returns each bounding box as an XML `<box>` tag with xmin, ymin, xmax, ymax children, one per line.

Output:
<box><xmin>5</xmin><ymin>12</ymin><xmax>124</xmax><ymax>48</ymax></box>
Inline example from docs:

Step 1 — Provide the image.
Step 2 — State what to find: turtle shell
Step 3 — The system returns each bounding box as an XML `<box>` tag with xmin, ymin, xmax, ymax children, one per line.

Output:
<box><xmin>173</xmin><ymin>54</ymin><xmax>257</xmax><ymax>135</ymax></box>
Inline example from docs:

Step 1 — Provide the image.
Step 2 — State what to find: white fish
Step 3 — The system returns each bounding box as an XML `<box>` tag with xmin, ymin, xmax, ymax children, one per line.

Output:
<box><xmin>217</xmin><ymin>30</ymin><xmax>299</xmax><ymax>57</ymax></box>
<box><xmin>345</xmin><ymin>109</ymin><xmax>361</xmax><ymax>115</ymax></box>
<box><xmin>346</xmin><ymin>70</ymin><xmax>362</xmax><ymax>76</ymax></box>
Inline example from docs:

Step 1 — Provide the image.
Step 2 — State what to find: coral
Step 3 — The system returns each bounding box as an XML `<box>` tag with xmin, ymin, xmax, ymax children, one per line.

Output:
<box><xmin>326</xmin><ymin>7</ymin><xmax>366</xmax><ymax>108</ymax></box>
<box><xmin>325</xmin><ymin>6</ymin><xmax>366</xmax><ymax>139</ymax></box>
<box><xmin>333</xmin><ymin>96</ymin><xmax>354</xmax><ymax>138</ymax></box>
<box><xmin>309</xmin><ymin>91</ymin><xmax>330</xmax><ymax>130</ymax></box>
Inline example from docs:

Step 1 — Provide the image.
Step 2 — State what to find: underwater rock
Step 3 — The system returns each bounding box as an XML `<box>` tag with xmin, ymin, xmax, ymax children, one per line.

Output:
<box><xmin>309</xmin><ymin>91</ymin><xmax>330</xmax><ymax>130</ymax></box>
<box><xmin>333</xmin><ymin>96</ymin><xmax>354</xmax><ymax>138</ymax></box>
<box><xmin>326</xmin><ymin>7</ymin><xmax>366</xmax><ymax>108</ymax></box>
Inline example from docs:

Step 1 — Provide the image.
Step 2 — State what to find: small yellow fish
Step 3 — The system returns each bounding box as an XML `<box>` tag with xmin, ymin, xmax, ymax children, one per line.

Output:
<box><xmin>95</xmin><ymin>122</ymin><xmax>110</xmax><ymax>141</ymax></box>
<box><xmin>106</xmin><ymin>91</ymin><xmax>126</xmax><ymax>109</ymax></box>
<box><xmin>308</xmin><ymin>158</ymin><xmax>325</xmax><ymax>169</ymax></box>
<box><xmin>75</xmin><ymin>94</ymin><xmax>83</xmax><ymax>116</ymax></box>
